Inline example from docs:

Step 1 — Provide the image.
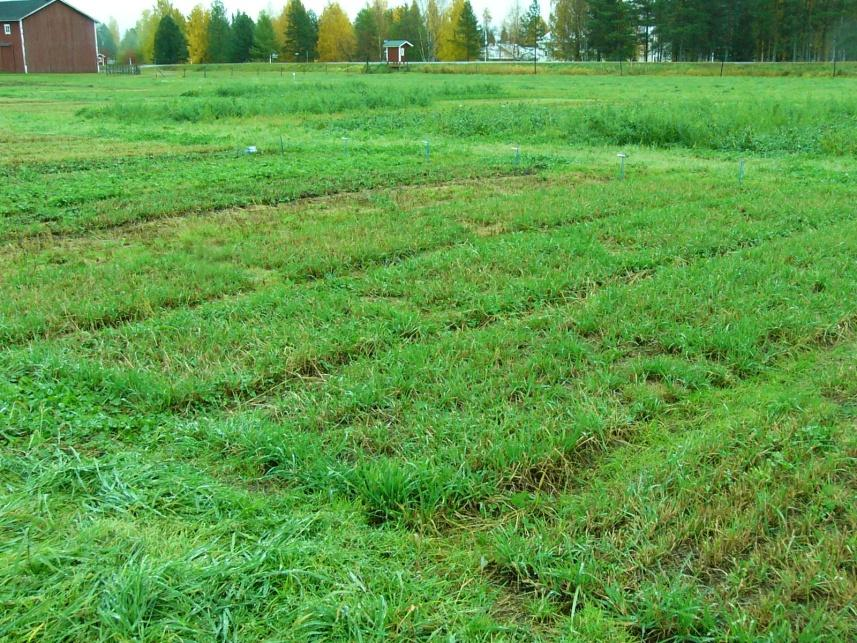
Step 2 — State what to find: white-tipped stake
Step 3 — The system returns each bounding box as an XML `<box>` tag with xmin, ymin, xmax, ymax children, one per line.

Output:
<box><xmin>423</xmin><ymin>140</ymin><xmax>430</xmax><ymax>162</ymax></box>
<box><xmin>617</xmin><ymin>153</ymin><xmax>628</xmax><ymax>180</ymax></box>
<box><xmin>342</xmin><ymin>137</ymin><xmax>350</xmax><ymax>155</ymax></box>
<box><xmin>513</xmin><ymin>145</ymin><xmax>521</xmax><ymax>167</ymax></box>
<box><xmin>739</xmin><ymin>158</ymin><xmax>746</xmax><ymax>184</ymax></box>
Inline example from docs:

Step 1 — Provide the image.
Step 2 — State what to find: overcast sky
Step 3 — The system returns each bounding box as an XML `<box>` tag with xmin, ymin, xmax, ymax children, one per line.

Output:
<box><xmin>71</xmin><ymin>1</ymin><xmax>550</xmax><ymax>33</ymax></box>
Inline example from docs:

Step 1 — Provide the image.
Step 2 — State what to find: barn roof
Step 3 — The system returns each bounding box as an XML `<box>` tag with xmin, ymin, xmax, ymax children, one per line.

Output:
<box><xmin>0</xmin><ymin>1</ymin><xmax>97</xmax><ymax>23</ymax></box>
<box><xmin>383</xmin><ymin>40</ymin><xmax>413</xmax><ymax>48</ymax></box>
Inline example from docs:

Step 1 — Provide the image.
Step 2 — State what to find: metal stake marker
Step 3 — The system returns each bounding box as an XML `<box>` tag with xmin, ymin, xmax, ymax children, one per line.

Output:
<box><xmin>617</xmin><ymin>153</ymin><xmax>628</xmax><ymax>180</ymax></box>
<box><xmin>342</xmin><ymin>137</ymin><xmax>350</xmax><ymax>155</ymax></box>
<box><xmin>423</xmin><ymin>140</ymin><xmax>430</xmax><ymax>162</ymax></box>
<box><xmin>514</xmin><ymin>145</ymin><xmax>521</xmax><ymax>167</ymax></box>
<box><xmin>280</xmin><ymin>135</ymin><xmax>285</xmax><ymax>156</ymax></box>
<box><xmin>739</xmin><ymin>158</ymin><xmax>746</xmax><ymax>184</ymax></box>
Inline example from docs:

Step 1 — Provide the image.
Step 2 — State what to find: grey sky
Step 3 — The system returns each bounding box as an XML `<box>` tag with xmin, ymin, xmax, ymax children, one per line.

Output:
<box><xmin>72</xmin><ymin>1</ymin><xmax>550</xmax><ymax>33</ymax></box>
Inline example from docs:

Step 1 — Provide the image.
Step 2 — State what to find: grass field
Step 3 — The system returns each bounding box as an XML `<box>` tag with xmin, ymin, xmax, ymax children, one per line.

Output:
<box><xmin>1</xmin><ymin>66</ymin><xmax>855</xmax><ymax>641</ymax></box>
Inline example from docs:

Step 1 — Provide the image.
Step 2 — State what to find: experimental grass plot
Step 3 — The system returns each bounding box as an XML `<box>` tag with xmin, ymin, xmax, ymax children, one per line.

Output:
<box><xmin>1</xmin><ymin>68</ymin><xmax>855</xmax><ymax>641</ymax></box>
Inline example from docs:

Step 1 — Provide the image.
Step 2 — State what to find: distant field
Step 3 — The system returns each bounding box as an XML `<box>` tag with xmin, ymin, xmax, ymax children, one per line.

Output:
<box><xmin>1</xmin><ymin>67</ymin><xmax>855</xmax><ymax>641</ymax></box>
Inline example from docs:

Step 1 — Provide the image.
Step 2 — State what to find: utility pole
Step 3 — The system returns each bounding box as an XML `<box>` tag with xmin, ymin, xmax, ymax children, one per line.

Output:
<box><xmin>482</xmin><ymin>8</ymin><xmax>492</xmax><ymax>63</ymax></box>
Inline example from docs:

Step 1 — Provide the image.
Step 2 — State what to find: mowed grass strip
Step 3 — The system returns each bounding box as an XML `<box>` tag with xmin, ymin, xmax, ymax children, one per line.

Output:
<box><xmin>3</xmin><ymin>166</ymin><xmax>853</xmax><ymax>421</ymax></box>
<box><xmin>484</xmin><ymin>338</ymin><xmax>857</xmax><ymax>640</ymax></box>
<box><xmin>3</xmin><ymin>222</ymin><xmax>854</xmax><ymax>641</ymax></box>
<box><xmin>6</xmin><ymin>212</ymin><xmax>856</xmax><ymax>513</ymax></box>
<box><xmin>0</xmin><ymin>447</ymin><xmax>526</xmax><ymax>641</ymax></box>
<box><xmin>5</xmin><ymin>148</ymin><xmax>852</xmax><ymax>349</ymax></box>
<box><xmin>220</xmin><ymin>218</ymin><xmax>857</xmax><ymax>512</ymax></box>
<box><xmin>0</xmin><ymin>160</ymin><xmax>723</xmax><ymax>344</ymax></box>
<box><xmin>0</xmin><ymin>144</ymin><xmax>533</xmax><ymax>240</ymax></box>
<box><xmin>0</xmin><ymin>175</ymin><xmax>491</xmax><ymax>344</ymax></box>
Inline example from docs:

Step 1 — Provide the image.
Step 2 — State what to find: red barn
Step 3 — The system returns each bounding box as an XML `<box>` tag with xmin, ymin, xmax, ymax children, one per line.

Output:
<box><xmin>0</xmin><ymin>0</ymin><xmax>98</xmax><ymax>74</ymax></box>
<box><xmin>383</xmin><ymin>40</ymin><xmax>413</xmax><ymax>66</ymax></box>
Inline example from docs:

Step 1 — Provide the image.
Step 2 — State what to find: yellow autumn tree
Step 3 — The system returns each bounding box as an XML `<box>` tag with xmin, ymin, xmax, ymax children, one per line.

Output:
<box><xmin>437</xmin><ymin>0</ymin><xmax>466</xmax><ymax>61</ymax></box>
<box><xmin>186</xmin><ymin>4</ymin><xmax>210</xmax><ymax>63</ymax></box>
<box><xmin>317</xmin><ymin>3</ymin><xmax>356</xmax><ymax>61</ymax></box>
<box><xmin>274</xmin><ymin>5</ymin><xmax>291</xmax><ymax>56</ymax></box>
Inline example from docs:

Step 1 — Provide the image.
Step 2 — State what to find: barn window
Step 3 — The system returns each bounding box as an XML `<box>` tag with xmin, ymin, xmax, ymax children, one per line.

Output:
<box><xmin>3</xmin><ymin>24</ymin><xmax>11</xmax><ymax>36</ymax></box>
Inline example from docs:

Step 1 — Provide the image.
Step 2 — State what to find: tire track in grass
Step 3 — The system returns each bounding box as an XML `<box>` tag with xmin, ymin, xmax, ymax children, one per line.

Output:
<box><xmin>2</xmin><ymin>172</ymin><xmax>537</xmax><ymax>244</ymax></box>
<box><xmin>0</xmin><ymin>160</ymin><xmax>541</xmax><ymax>242</ymax></box>
<box><xmin>12</xmin><ymin>193</ymin><xmax>844</xmax><ymax>480</ymax></box>
<box><xmin>230</xmin><ymin>217</ymin><xmax>857</xmax><ymax>521</ymax></box>
<box><xmin>8</xmin><ymin>173</ymin><xmax>855</xmax><ymax>435</ymax></box>
<box><xmin>1</xmin><ymin>174</ymin><xmax>542</xmax><ymax>345</ymax></box>
<box><xmin>0</xmin><ymin>170</ymin><xmax>686</xmax><ymax>347</ymax></box>
<box><xmin>38</xmin><ymin>188</ymin><xmax>740</xmax><ymax>415</ymax></box>
<box><xmin>477</xmin><ymin>335</ymin><xmax>857</xmax><ymax>640</ymax></box>
<box><xmin>9</xmin><ymin>211</ymin><xmax>853</xmax><ymax>595</ymax></box>
<box><xmin>20</xmin><ymin>189</ymin><xmax>857</xmax><ymax>408</ymax></box>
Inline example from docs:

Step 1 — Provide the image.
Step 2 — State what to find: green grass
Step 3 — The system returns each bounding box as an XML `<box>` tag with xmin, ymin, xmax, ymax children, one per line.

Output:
<box><xmin>1</xmin><ymin>66</ymin><xmax>855</xmax><ymax>641</ymax></box>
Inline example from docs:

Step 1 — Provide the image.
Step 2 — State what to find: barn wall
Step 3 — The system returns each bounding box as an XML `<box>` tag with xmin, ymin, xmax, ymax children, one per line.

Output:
<box><xmin>0</xmin><ymin>21</ymin><xmax>25</xmax><ymax>73</ymax></box>
<box><xmin>23</xmin><ymin>2</ymin><xmax>97</xmax><ymax>73</ymax></box>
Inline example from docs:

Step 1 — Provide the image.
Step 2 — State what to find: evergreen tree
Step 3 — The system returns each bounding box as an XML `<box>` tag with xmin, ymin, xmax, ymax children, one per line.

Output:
<box><xmin>523</xmin><ymin>0</ymin><xmax>547</xmax><ymax>48</ymax></box>
<box><xmin>389</xmin><ymin>1</ymin><xmax>425</xmax><ymax>61</ymax></box>
<box><xmin>630</xmin><ymin>0</ymin><xmax>655</xmax><ymax>60</ymax></box>
<box><xmin>153</xmin><ymin>14</ymin><xmax>188</xmax><ymax>64</ymax></box>
<box><xmin>587</xmin><ymin>0</ymin><xmax>636</xmax><ymax>60</ymax></box>
<box><xmin>229</xmin><ymin>12</ymin><xmax>255</xmax><ymax>63</ymax></box>
<box><xmin>307</xmin><ymin>10</ymin><xmax>320</xmax><ymax>59</ymax></box>
<box><xmin>207</xmin><ymin>0</ymin><xmax>232</xmax><ymax>63</ymax></box>
<box><xmin>411</xmin><ymin>1</ymin><xmax>430</xmax><ymax>60</ymax></box>
<box><xmin>283</xmin><ymin>0</ymin><xmax>316</xmax><ymax>62</ymax></box>
<box><xmin>355</xmin><ymin>7</ymin><xmax>381</xmax><ymax>61</ymax></box>
<box><xmin>96</xmin><ymin>24</ymin><xmax>118</xmax><ymax>61</ymax></box>
<box><xmin>251</xmin><ymin>12</ymin><xmax>280</xmax><ymax>62</ymax></box>
<box><xmin>456</xmin><ymin>1</ymin><xmax>483</xmax><ymax>61</ymax></box>
<box><xmin>139</xmin><ymin>0</ymin><xmax>187</xmax><ymax>64</ymax></box>
<box><xmin>653</xmin><ymin>0</ymin><xmax>710</xmax><ymax>61</ymax></box>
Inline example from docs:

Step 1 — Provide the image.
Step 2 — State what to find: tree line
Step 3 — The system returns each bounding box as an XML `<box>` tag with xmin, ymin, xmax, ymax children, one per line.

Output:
<box><xmin>96</xmin><ymin>0</ymin><xmax>490</xmax><ymax>65</ymax></box>
<box><xmin>96</xmin><ymin>0</ymin><xmax>856</xmax><ymax>66</ymax></box>
<box><xmin>550</xmin><ymin>0</ymin><xmax>857</xmax><ymax>62</ymax></box>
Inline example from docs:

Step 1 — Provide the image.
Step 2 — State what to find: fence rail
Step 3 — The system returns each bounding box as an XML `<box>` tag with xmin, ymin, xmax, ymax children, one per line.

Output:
<box><xmin>103</xmin><ymin>64</ymin><xmax>140</xmax><ymax>76</ymax></box>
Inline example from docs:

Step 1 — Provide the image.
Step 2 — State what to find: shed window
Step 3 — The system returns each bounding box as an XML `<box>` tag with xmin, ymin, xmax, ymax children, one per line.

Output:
<box><xmin>3</xmin><ymin>24</ymin><xmax>11</xmax><ymax>36</ymax></box>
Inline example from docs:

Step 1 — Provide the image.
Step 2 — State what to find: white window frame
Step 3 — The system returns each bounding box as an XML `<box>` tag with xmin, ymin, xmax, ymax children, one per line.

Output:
<box><xmin>4</xmin><ymin>24</ymin><xmax>11</xmax><ymax>36</ymax></box>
